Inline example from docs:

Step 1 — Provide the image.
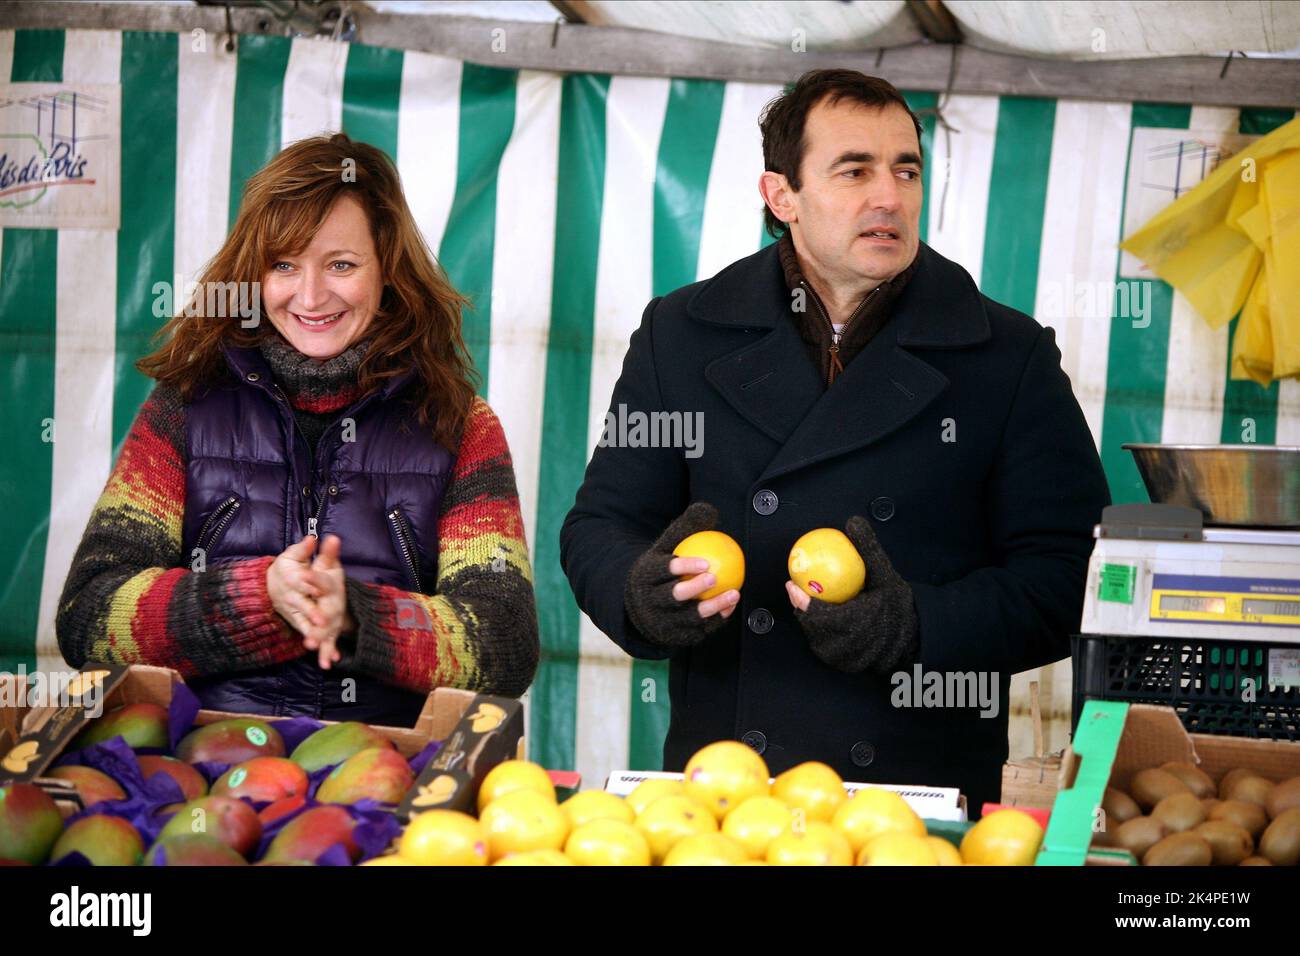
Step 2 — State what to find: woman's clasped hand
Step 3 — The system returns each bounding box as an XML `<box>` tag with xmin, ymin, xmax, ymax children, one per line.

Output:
<box><xmin>266</xmin><ymin>533</ymin><xmax>352</xmax><ymax>669</ymax></box>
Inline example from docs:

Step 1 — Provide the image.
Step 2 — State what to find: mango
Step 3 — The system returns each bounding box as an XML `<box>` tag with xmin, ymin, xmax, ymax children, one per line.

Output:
<box><xmin>70</xmin><ymin>702</ymin><xmax>169</xmax><ymax>752</ymax></box>
<box><xmin>262</xmin><ymin>806</ymin><xmax>360</xmax><ymax>864</ymax></box>
<box><xmin>176</xmin><ymin>717</ymin><xmax>284</xmax><ymax>766</ymax></box>
<box><xmin>46</xmin><ymin>766</ymin><xmax>127</xmax><ymax>809</ymax></box>
<box><xmin>50</xmin><ymin>814</ymin><xmax>144</xmax><ymax>866</ymax></box>
<box><xmin>147</xmin><ymin>834</ymin><xmax>247</xmax><ymax>866</ymax></box>
<box><xmin>157</xmin><ymin>795</ymin><xmax>262</xmax><ymax>858</ymax></box>
<box><xmin>137</xmin><ymin>755</ymin><xmax>208</xmax><ymax>801</ymax></box>
<box><xmin>0</xmin><ymin>782</ymin><xmax>64</xmax><ymax>864</ymax></box>
<box><xmin>315</xmin><ymin>747</ymin><xmax>414</xmax><ymax>806</ymax></box>
<box><xmin>290</xmin><ymin>721</ymin><xmax>396</xmax><ymax>774</ymax></box>
<box><xmin>212</xmin><ymin>757</ymin><xmax>309</xmax><ymax>804</ymax></box>
<box><xmin>259</xmin><ymin>795</ymin><xmax>308</xmax><ymax>827</ymax></box>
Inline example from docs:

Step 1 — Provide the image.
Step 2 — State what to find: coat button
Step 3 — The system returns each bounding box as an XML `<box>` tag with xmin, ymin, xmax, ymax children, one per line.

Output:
<box><xmin>850</xmin><ymin>741</ymin><xmax>875</xmax><ymax>767</ymax></box>
<box><xmin>741</xmin><ymin>731</ymin><xmax>767</xmax><ymax>754</ymax></box>
<box><xmin>869</xmin><ymin>496</ymin><xmax>895</xmax><ymax>521</ymax></box>
<box><xmin>328</xmin><ymin>484</ymin><xmax>338</xmax><ymax>496</ymax></box>
<box><xmin>747</xmin><ymin>608</ymin><xmax>773</xmax><ymax>634</ymax></box>
<box><xmin>246</xmin><ymin>371</ymin><xmax>260</xmax><ymax>382</ymax></box>
<box><xmin>753</xmin><ymin>489</ymin><xmax>779</xmax><ymax>515</ymax></box>
<box><xmin>301</xmin><ymin>485</ymin><xmax>311</xmax><ymax>498</ymax></box>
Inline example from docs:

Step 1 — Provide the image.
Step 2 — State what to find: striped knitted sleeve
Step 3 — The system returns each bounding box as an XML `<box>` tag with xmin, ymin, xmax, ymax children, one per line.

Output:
<box><xmin>343</xmin><ymin>397</ymin><xmax>540</xmax><ymax>698</ymax></box>
<box><xmin>55</xmin><ymin>384</ymin><xmax>304</xmax><ymax>677</ymax></box>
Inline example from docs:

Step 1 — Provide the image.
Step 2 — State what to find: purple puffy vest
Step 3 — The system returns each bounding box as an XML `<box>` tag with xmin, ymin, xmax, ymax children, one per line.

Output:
<box><xmin>180</xmin><ymin>343</ymin><xmax>456</xmax><ymax>724</ymax></box>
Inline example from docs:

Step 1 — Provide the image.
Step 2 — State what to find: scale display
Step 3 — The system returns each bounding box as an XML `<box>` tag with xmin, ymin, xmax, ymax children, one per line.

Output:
<box><xmin>1150</xmin><ymin>574</ymin><xmax>1300</xmax><ymax>628</ymax></box>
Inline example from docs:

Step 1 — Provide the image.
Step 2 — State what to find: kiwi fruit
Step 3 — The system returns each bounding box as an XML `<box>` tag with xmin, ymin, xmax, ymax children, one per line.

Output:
<box><xmin>1193</xmin><ymin>820</ymin><xmax>1253</xmax><ymax>866</ymax></box>
<box><xmin>1159</xmin><ymin>762</ymin><xmax>1215</xmax><ymax>799</ymax></box>
<box><xmin>1130</xmin><ymin>768</ymin><xmax>1192</xmax><ymax>810</ymax></box>
<box><xmin>1265</xmin><ymin>777</ymin><xmax>1300</xmax><ymax>820</ymax></box>
<box><xmin>1114</xmin><ymin>816</ymin><xmax>1166</xmax><ymax>859</ymax></box>
<box><xmin>1201</xmin><ymin>797</ymin><xmax>1221</xmax><ymax>817</ymax></box>
<box><xmin>1143</xmin><ymin>832</ymin><xmax>1212</xmax><ymax>867</ymax></box>
<box><xmin>1223</xmin><ymin>775</ymin><xmax>1274</xmax><ymax>808</ymax></box>
<box><xmin>1217</xmin><ymin>768</ymin><xmax>1256</xmax><ymax>799</ymax></box>
<box><xmin>1239</xmin><ymin>856</ymin><xmax>1272</xmax><ymax>866</ymax></box>
<box><xmin>1152</xmin><ymin>792</ymin><xmax>1206</xmax><ymax>833</ymax></box>
<box><xmin>1210</xmin><ymin>800</ymin><xmax>1269</xmax><ymax>839</ymax></box>
<box><xmin>1257</xmin><ymin>807</ymin><xmax>1300</xmax><ymax>866</ymax></box>
<box><xmin>1102</xmin><ymin>788</ymin><xmax>1141</xmax><ymax>825</ymax></box>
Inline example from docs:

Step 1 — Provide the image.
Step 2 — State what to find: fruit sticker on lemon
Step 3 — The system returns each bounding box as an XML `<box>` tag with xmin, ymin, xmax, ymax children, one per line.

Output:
<box><xmin>788</xmin><ymin>528</ymin><xmax>866</xmax><ymax>604</ymax></box>
<box><xmin>672</xmin><ymin>531</ymin><xmax>744</xmax><ymax>599</ymax></box>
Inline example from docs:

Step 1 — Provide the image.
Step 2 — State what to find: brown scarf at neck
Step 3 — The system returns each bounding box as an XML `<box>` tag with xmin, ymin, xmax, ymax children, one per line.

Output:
<box><xmin>777</xmin><ymin>230</ymin><xmax>918</xmax><ymax>386</ymax></box>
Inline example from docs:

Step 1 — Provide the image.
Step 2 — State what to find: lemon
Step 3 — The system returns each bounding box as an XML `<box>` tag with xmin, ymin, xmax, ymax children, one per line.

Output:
<box><xmin>635</xmin><ymin>794</ymin><xmax>717</xmax><ymax>863</ymax></box>
<box><xmin>831</xmin><ymin>787</ymin><xmax>926</xmax><ymax>855</ymax></box>
<box><xmin>561</xmin><ymin>789</ymin><xmax>635</xmax><ymax>828</ymax></box>
<box><xmin>492</xmin><ymin>849</ymin><xmax>575</xmax><ymax>866</ymax></box>
<box><xmin>960</xmin><ymin>809</ymin><xmax>1044</xmax><ymax>866</ymax></box>
<box><xmin>564</xmin><ymin>818</ymin><xmax>652</xmax><ymax>866</ymax></box>
<box><xmin>788</xmin><ymin>528</ymin><xmax>866</xmax><ymax>604</ymax></box>
<box><xmin>477</xmin><ymin>760</ymin><xmax>556</xmax><ymax>813</ymax></box>
<box><xmin>479</xmin><ymin>789</ymin><xmax>570</xmax><ymax>862</ymax></box>
<box><xmin>857</xmin><ymin>831</ymin><xmax>939</xmax><ymax>866</ymax></box>
<box><xmin>683</xmin><ymin>740</ymin><xmax>770</xmax><ymax>820</ymax></box>
<box><xmin>399</xmin><ymin>809</ymin><xmax>488</xmax><ymax>866</ymax></box>
<box><xmin>766</xmin><ymin>821</ymin><xmax>853</xmax><ymax>866</ymax></box>
<box><xmin>928</xmin><ymin>836</ymin><xmax>963</xmax><ymax>866</ymax></box>
<box><xmin>625</xmin><ymin>778</ymin><xmax>684</xmax><ymax>817</ymax></box>
<box><xmin>663</xmin><ymin>833</ymin><xmax>749</xmax><ymax>866</ymax></box>
<box><xmin>673</xmin><ymin>531</ymin><xmax>745</xmax><ymax>600</ymax></box>
<box><xmin>722</xmin><ymin>795</ymin><xmax>793</xmax><ymax>858</ymax></box>
<box><xmin>771</xmin><ymin>762</ymin><xmax>847</xmax><ymax>823</ymax></box>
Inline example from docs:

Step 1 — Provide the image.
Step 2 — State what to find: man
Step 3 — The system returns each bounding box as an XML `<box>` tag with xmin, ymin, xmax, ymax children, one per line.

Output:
<box><xmin>560</xmin><ymin>69</ymin><xmax>1110</xmax><ymax>815</ymax></box>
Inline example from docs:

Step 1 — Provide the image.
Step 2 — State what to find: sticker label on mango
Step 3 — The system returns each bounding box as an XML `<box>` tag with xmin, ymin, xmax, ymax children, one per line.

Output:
<box><xmin>245</xmin><ymin>727</ymin><xmax>268</xmax><ymax>747</ymax></box>
<box><xmin>1099</xmin><ymin>563</ymin><xmax>1136</xmax><ymax>604</ymax></box>
<box><xmin>228</xmin><ymin>768</ymin><xmax>247</xmax><ymax>788</ymax></box>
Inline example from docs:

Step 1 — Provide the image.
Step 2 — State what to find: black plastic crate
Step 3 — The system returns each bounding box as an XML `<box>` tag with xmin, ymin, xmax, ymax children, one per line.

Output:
<box><xmin>1071</xmin><ymin>634</ymin><xmax>1300</xmax><ymax>741</ymax></box>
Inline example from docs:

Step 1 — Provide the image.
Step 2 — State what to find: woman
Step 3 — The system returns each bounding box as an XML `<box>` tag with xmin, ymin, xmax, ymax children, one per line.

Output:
<box><xmin>56</xmin><ymin>133</ymin><xmax>539</xmax><ymax>726</ymax></box>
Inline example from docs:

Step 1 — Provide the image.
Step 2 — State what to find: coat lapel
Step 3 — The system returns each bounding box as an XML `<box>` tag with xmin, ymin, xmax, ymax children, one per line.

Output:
<box><xmin>692</xmin><ymin>240</ymin><xmax>993</xmax><ymax>482</ymax></box>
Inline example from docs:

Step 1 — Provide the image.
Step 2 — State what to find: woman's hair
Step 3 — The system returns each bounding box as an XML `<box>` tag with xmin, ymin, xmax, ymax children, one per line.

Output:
<box><xmin>137</xmin><ymin>132</ymin><xmax>477</xmax><ymax>449</ymax></box>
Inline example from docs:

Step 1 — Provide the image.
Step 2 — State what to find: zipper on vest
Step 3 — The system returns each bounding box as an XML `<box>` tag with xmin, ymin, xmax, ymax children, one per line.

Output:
<box><xmin>386</xmin><ymin>508</ymin><xmax>423</xmax><ymax>592</ymax></box>
<box><xmin>195</xmin><ymin>495</ymin><xmax>242</xmax><ymax>553</ymax></box>
<box><xmin>307</xmin><ymin>490</ymin><xmax>327</xmax><ymax>538</ymax></box>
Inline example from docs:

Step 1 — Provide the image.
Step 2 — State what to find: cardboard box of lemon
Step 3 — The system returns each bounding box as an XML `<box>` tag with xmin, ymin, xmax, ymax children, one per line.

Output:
<box><xmin>374</xmin><ymin>741</ymin><xmax>1044</xmax><ymax>865</ymax></box>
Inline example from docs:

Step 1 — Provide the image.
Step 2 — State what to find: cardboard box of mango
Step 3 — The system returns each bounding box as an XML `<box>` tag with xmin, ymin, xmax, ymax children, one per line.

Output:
<box><xmin>0</xmin><ymin>662</ymin><xmax>526</xmax><ymax>866</ymax></box>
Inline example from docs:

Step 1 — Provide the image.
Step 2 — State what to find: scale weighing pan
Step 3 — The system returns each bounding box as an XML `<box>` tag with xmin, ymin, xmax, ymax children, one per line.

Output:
<box><xmin>1124</xmin><ymin>443</ymin><xmax>1300</xmax><ymax>528</ymax></box>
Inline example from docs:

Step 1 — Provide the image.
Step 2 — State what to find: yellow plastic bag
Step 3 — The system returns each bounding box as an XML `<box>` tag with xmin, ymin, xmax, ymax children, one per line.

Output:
<box><xmin>1121</xmin><ymin>116</ymin><xmax>1300</xmax><ymax>384</ymax></box>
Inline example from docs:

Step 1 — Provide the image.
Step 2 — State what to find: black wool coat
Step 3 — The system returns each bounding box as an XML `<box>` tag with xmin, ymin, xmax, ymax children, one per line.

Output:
<box><xmin>560</xmin><ymin>239</ymin><xmax>1111</xmax><ymax>815</ymax></box>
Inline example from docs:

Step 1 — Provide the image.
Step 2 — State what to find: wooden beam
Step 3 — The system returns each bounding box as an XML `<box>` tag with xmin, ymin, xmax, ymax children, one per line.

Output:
<box><xmin>2</xmin><ymin>1</ymin><xmax>1296</xmax><ymax>109</ymax></box>
<box><xmin>904</xmin><ymin>0</ymin><xmax>963</xmax><ymax>45</ymax></box>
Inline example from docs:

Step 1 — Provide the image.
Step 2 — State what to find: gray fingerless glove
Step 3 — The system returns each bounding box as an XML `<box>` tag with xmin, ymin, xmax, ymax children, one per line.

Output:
<box><xmin>795</xmin><ymin>515</ymin><xmax>919</xmax><ymax>675</ymax></box>
<box><xmin>624</xmin><ymin>502</ymin><xmax>731</xmax><ymax>649</ymax></box>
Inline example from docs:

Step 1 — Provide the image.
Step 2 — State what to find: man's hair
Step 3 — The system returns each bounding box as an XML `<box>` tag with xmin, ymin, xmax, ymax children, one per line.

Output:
<box><xmin>758</xmin><ymin>69</ymin><xmax>924</xmax><ymax>238</ymax></box>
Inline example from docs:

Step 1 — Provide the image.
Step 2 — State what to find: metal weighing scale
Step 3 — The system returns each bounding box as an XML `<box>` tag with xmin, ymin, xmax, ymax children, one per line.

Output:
<box><xmin>1073</xmin><ymin>444</ymin><xmax>1300</xmax><ymax>737</ymax></box>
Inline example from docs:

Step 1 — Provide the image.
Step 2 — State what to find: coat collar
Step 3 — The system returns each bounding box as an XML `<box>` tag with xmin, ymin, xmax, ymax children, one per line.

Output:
<box><xmin>220</xmin><ymin>342</ymin><xmax>414</xmax><ymax>403</ymax></box>
<box><xmin>686</xmin><ymin>239</ymin><xmax>991</xmax><ymax>349</ymax></box>
<box><xmin>694</xmin><ymin>240</ymin><xmax>990</xmax><ymax>483</ymax></box>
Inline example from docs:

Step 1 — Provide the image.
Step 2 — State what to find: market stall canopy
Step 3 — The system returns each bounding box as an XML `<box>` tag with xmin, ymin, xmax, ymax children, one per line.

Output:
<box><xmin>366</xmin><ymin>0</ymin><xmax>1300</xmax><ymax>60</ymax></box>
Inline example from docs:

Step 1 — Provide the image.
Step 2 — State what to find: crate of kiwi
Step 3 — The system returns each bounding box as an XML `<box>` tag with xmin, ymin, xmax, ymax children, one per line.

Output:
<box><xmin>1043</xmin><ymin>701</ymin><xmax>1300</xmax><ymax>866</ymax></box>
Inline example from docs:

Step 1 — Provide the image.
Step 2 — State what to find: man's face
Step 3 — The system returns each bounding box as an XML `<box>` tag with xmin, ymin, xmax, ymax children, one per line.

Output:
<box><xmin>262</xmin><ymin>194</ymin><xmax>384</xmax><ymax>361</ymax></box>
<box><xmin>782</xmin><ymin>99</ymin><xmax>923</xmax><ymax>285</ymax></box>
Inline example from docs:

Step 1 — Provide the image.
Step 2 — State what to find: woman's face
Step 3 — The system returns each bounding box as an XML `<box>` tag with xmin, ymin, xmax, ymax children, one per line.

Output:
<box><xmin>262</xmin><ymin>194</ymin><xmax>384</xmax><ymax>360</ymax></box>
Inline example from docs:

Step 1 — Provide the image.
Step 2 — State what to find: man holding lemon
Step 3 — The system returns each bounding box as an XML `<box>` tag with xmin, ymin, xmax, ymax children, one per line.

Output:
<box><xmin>561</xmin><ymin>69</ymin><xmax>1110</xmax><ymax>815</ymax></box>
